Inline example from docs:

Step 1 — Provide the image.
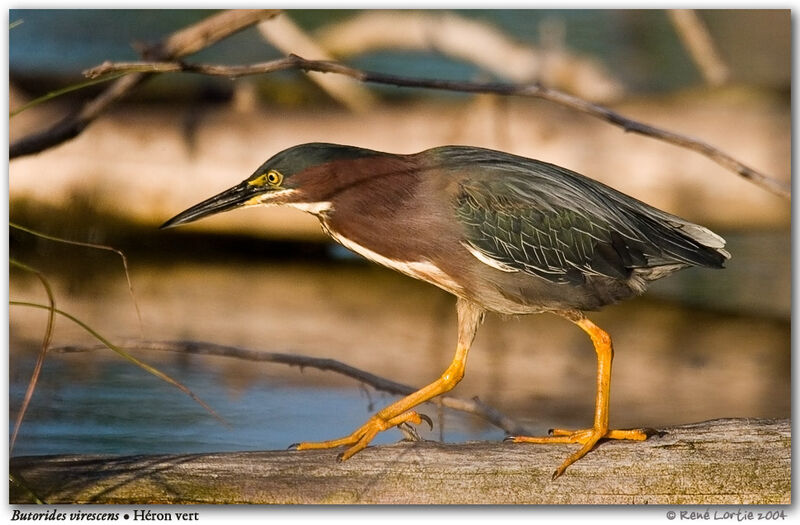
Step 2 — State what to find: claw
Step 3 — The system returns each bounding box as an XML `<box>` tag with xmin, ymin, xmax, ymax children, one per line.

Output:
<box><xmin>336</xmin><ymin>452</ymin><xmax>345</xmax><ymax>463</ymax></box>
<box><xmin>418</xmin><ymin>413</ymin><xmax>433</xmax><ymax>430</ymax></box>
<box><xmin>503</xmin><ymin>435</ymin><xmax>517</xmax><ymax>443</ymax></box>
<box><xmin>287</xmin><ymin>442</ymin><xmax>300</xmax><ymax>450</ymax></box>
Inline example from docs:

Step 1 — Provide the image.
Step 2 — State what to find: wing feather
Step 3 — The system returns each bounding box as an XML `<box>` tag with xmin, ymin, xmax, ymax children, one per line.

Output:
<box><xmin>447</xmin><ymin>147</ymin><xmax>728</xmax><ymax>284</ymax></box>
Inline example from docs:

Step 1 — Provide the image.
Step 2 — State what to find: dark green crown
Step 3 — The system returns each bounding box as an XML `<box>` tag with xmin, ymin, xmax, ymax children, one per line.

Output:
<box><xmin>249</xmin><ymin>143</ymin><xmax>392</xmax><ymax>182</ymax></box>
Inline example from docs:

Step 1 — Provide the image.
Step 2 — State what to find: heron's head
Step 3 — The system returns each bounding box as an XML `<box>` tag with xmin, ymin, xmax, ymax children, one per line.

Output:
<box><xmin>160</xmin><ymin>143</ymin><xmax>386</xmax><ymax>228</ymax></box>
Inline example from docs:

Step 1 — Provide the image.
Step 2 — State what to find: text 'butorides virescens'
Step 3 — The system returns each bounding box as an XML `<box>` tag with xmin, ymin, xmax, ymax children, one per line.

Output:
<box><xmin>162</xmin><ymin>143</ymin><xmax>729</xmax><ymax>478</ymax></box>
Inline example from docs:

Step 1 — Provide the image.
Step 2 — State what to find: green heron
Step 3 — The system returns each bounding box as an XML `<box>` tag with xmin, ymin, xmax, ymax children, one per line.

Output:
<box><xmin>162</xmin><ymin>143</ymin><xmax>729</xmax><ymax>478</ymax></box>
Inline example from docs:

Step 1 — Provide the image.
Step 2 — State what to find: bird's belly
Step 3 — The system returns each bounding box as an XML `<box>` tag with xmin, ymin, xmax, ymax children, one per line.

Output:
<box><xmin>470</xmin><ymin>267</ymin><xmax>644</xmax><ymax>315</ymax></box>
<box><xmin>326</xmin><ymin>230</ymin><xmax>465</xmax><ymax>296</ymax></box>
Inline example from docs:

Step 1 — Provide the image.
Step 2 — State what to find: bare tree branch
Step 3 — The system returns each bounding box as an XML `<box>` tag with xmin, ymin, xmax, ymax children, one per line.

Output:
<box><xmin>51</xmin><ymin>339</ymin><xmax>530</xmax><ymax>436</ymax></box>
<box><xmin>83</xmin><ymin>54</ymin><xmax>789</xmax><ymax>198</ymax></box>
<box><xmin>9</xmin><ymin>9</ymin><xmax>280</xmax><ymax>159</ymax></box>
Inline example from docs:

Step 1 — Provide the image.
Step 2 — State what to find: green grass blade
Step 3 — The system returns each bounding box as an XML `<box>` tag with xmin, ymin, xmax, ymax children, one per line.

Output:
<box><xmin>9</xmin><ymin>72</ymin><xmax>126</xmax><ymax>117</ymax></box>
<box><xmin>10</xmin><ymin>222</ymin><xmax>144</xmax><ymax>336</ymax></box>
<box><xmin>8</xmin><ymin>261</ymin><xmax>56</xmax><ymax>453</ymax></box>
<box><xmin>10</xmin><ymin>301</ymin><xmax>227</xmax><ymax>426</ymax></box>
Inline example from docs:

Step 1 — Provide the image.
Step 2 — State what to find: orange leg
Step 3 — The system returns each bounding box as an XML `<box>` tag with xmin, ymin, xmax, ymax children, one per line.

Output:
<box><xmin>293</xmin><ymin>299</ymin><xmax>485</xmax><ymax>460</ymax></box>
<box><xmin>508</xmin><ymin>311</ymin><xmax>649</xmax><ymax>479</ymax></box>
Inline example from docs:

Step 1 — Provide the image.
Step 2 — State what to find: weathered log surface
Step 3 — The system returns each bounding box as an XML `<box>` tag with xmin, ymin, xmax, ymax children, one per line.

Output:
<box><xmin>9</xmin><ymin>418</ymin><xmax>790</xmax><ymax>504</ymax></box>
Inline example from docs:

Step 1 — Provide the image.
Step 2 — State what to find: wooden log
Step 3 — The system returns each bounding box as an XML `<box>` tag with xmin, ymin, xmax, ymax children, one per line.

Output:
<box><xmin>9</xmin><ymin>418</ymin><xmax>790</xmax><ymax>504</ymax></box>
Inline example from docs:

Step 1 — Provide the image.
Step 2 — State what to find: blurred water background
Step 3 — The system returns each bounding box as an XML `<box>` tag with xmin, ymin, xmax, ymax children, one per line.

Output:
<box><xmin>9</xmin><ymin>9</ymin><xmax>790</xmax><ymax>458</ymax></box>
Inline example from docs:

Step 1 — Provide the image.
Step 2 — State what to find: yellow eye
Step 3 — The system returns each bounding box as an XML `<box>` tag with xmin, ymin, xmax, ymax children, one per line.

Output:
<box><xmin>267</xmin><ymin>170</ymin><xmax>283</xmax><ymax>186</ymax></box>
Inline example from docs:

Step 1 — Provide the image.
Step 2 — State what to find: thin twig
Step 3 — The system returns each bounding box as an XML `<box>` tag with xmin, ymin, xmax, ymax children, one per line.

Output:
<box><xmin>83</xmin><ymin>54</ymin><xmax>789</xmax><ymax>198</ymax></box>
<box><xmin>51</xmin><ymin>339</ymin><xmax>531</xmax><ymax>436</ymax></box>
<box><xmin>9</xmin><ymin>9</ymin><xmax>280</xmax><ymax>159</ymax></box>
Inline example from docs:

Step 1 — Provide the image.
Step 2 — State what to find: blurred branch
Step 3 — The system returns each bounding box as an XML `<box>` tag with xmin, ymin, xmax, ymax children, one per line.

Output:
<box><xmin>85</xmin><ymin>54</ymin><xmax>789</xmax><ymax>198</ymax></box>
<box><xmin>257</xmin><ymin>15</ymin><xmax>377</xmax><ymax>111</ymax></box>
<box><xmin>315</xmin><ymin>10</ymin><xmax>623</xmax><ymax>103</ymax></box>
<box><xmin>51</xmin><ymin>339</ymin><xmax>531</xmax><ymax>436</ymax></box>
<box><xmin>668</xmin><ymin>9</ymin><xmax>730</xmax><ymax>86</ymax></box>
<box><xmin>9</xmin><ymin>9</ymin><xmax>280</xmax><ymax>159</ymax></box>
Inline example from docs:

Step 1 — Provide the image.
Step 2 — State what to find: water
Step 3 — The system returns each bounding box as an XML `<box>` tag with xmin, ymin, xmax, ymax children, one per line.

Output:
<box><xmin>11</xmin><ymin>356</ymin><xmax>496</xmax><ymax>457</ymax></box>
<box><xmin>8</xmin><ymin>231</ymin><xmax>790</xmax><ymax>458</ymax></box>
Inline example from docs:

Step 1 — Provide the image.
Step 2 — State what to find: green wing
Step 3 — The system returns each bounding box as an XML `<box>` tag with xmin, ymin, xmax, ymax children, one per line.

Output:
<box><xmin>456</xmin><ymin>178</ymin><xmax>648</xmax><ymax>284</ymax></box>
<box><xmin>439</xmin><ymin>146</ymin><xmax>727</xmax><ymax>285</ymax></box>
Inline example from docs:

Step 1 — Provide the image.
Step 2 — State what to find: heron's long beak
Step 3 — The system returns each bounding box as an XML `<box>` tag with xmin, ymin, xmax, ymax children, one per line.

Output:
<box><xmin>160</xmin><ymin>181</ymin><xmax>262</xmax><ymax>229</ymax></box>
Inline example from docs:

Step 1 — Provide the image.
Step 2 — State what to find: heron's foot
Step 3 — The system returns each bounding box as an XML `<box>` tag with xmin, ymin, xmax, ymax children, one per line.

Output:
<box><xmin>291</xmin><ymin>410</ymin><xmax>432</xmax><ymax>461</ymax></box>
<box><xmin>507</xmin><ymin>427</ymin><xmax>650</xmax><ymax>479</ymax></box>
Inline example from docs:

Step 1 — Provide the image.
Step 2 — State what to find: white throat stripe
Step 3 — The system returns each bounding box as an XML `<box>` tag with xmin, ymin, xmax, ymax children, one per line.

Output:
<box><xmin>329</xmin><ymin>232</ymin><xmax>463</xmax><ymax>294</ymax></box>
<box><xmin>286</xmin><ymin>201</ymin><xmax>333</xmax><ymax>214</ymax></box>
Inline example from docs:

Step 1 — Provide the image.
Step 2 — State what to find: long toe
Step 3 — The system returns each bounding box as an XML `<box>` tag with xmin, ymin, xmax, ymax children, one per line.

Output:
<box><xmin>510</xmin><ymin>426</ymin><xmax>653</xmax><ymax>478</ymax></box>
<box><xmin>293</xmin><ymin>410</ymin><xmax>431</xmax><ymax>460</ymax></box>
<box><xmin>551</xmin><ymin>432</ymin><xmax>604</xmax><ymax>480</ymax></box>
